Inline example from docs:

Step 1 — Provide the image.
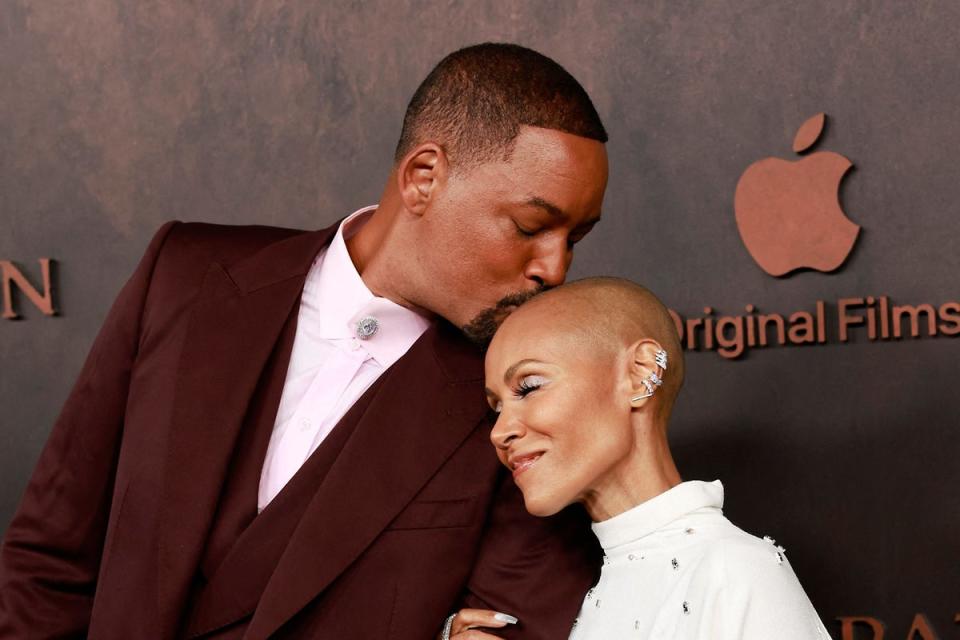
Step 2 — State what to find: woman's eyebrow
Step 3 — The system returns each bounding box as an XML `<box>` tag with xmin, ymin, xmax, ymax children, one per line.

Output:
<box><xmin>502</xmin><ymin>358</ymin><xmax>542</xmax><ymax>383</ymax></box>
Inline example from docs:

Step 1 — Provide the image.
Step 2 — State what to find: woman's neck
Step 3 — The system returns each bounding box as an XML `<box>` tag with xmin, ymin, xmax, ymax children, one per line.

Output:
<box><xmin>581</xmin><ymin>428</ymin><xmax>681</xmax><ymax>522</ymax></box>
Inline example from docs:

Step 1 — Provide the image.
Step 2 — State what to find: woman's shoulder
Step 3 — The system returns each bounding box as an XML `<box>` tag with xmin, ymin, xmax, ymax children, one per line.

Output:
<box><xmin>685</xmin><ymin>519</ymin><xmax>830</xmax><ymax>638</ymax></box>
<box><xmin>689</xmin><ymin>518</ymin><xmax>809</xmax><ymax>596</ymax></box>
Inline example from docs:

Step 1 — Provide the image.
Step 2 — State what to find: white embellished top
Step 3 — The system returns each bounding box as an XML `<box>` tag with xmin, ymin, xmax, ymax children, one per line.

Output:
<box><xmin>568</xmin><ymin>480</ymin><xmax>831</xmax><ymax>640</ymax></box>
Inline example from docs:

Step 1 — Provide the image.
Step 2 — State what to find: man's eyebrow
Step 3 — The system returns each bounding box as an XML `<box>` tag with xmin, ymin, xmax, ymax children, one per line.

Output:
<box><xmin>525</xmin><ymin>196</ymin><xmax>567</xmax><ymax>219</ymax></box>
<box><xmin>503</xmin><ymin>358</ymin><xmax>541</xmax><ymax>383</ymax></box>
<box><xmin>526</xmin><ymin>196</ymin><xmax>602</xmax><ymax>229</ymax></box>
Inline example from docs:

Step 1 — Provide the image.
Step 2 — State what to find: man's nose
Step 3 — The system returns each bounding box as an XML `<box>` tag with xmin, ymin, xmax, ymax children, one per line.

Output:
<box><xmin>524</xmin><ymin>242</ymin><xmax>571</xmax><ymax>287</ymax></box>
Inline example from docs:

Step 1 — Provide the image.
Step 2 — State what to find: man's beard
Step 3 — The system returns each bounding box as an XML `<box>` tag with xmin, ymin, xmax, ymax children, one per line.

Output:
<box><xmin>460</xmin><ymin>286</ymin><xmax>548</xmax><ymax>346</ymax></box>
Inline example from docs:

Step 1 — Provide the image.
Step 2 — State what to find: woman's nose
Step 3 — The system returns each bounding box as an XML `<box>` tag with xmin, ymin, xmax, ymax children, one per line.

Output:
<box><xmin>490</xmin><ymin>412</ymin><xmax>524</xmax><ymax>450</ymax></box>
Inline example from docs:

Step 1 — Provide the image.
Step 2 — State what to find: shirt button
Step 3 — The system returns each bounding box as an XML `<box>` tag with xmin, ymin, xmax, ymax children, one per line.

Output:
<box><xmin>299</xmin><ymin>418</ymin><xmax>312</xmax><ymax>432</ymax></box>
<box><xmin>355</xmin><ymin>316</ymin><xmax>379</xmax><ymax>340</ymax></box>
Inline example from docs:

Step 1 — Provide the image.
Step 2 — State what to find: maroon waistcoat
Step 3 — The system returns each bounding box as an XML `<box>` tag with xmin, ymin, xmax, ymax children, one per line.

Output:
<box><xmin>179</xmin><ymin>303</ymin><xmax>387</xmax><ymax>639</ymax></box>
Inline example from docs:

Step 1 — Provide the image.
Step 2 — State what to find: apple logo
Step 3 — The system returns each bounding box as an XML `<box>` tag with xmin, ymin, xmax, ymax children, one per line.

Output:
<box><xmin>734</xmin><ymin>113</ymin><xmax>860</xmax><ymax>277</ymax></box>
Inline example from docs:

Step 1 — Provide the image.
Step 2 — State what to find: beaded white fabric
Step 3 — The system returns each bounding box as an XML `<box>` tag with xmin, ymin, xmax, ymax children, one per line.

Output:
<box><xmin>568</xmin><ymin>481</ymin><xmax>831</xmax><ymax>640</ymax></box>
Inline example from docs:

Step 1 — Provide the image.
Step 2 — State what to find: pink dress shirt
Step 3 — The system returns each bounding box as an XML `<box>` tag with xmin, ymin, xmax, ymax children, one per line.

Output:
<box><xmin>257</xmin><ymin>206</ymin><xmax>433</xmax><ymax>511</ymax></box>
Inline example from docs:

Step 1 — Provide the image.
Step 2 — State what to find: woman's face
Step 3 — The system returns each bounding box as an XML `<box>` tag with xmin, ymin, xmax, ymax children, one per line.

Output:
<box><xmin>484</xmin><ymin>310</ymin><xmax>636</xmax><ymax>517</ymax></box>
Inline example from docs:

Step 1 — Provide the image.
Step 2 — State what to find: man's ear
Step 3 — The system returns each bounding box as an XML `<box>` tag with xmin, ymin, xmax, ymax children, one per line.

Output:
<box><xmin>627</xmin><ymin>339</ymin><xmax>666</xmax><ymax>408</ymax></box>
<box><xmin>396</xmin><ymin>143</ymin><xmax>447</xmax><ymax>215</ymax></box>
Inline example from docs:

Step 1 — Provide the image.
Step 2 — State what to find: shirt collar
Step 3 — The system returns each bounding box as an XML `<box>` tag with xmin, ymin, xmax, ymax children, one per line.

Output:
<box><xmin>306</xmin><ymin>205</ymin><xmax>433</xmax><ymax>367</ymax></box>
<box><xmin>591</xmin><ymin>480</ymin><xmax>725</xmax><ymax>551</ymax></box>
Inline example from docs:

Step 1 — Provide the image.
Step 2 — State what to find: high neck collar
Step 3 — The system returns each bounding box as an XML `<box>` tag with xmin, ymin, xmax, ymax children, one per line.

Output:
<box><xmin>591</xmin><ymin>480</ymin><xmax>724</xmax><ymax>551</ymax></box>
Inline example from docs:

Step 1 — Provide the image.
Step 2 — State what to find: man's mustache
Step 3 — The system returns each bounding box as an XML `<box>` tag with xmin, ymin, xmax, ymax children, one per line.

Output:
<box><xmin>491</xmin><ymin>286</ymin><xmax>549</xmax><ymax>313</ymax></box>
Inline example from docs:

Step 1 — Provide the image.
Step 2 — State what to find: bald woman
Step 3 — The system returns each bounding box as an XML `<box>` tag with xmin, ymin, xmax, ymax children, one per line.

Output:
<box><xmin>442</xmin><ymin>278</ymin><xmax>829</xmax><ymax>640</ymax></box>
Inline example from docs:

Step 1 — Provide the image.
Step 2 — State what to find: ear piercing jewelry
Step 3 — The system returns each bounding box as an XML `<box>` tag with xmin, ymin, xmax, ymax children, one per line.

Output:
<box><xmin>632</xmin><ymin>374</ymin><xmax>662</xmax><ymax>401</ymax></box>
<box><xmin>631</xmin><ymin>349</ymin><xmax>668</xmax><ymax>402</ymax></box>
<box><xmin>655</xmin><ymin>348</ymin><xmax>668</xmax><ymax>370</ymax></box>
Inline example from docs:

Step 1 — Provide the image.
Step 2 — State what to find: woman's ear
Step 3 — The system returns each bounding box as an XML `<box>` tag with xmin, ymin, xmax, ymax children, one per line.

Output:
<box><xmin>396</xmin><ymin>142</ymin><xmax>447</xmax><ymax>215</ymax></box>
<box><xmin>627</xmin><ymin>339</ymin><xmax>666</xmax><ymax>408</ymax></box>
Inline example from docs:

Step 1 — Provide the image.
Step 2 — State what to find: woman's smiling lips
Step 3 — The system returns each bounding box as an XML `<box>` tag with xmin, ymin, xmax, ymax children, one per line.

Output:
<box><xmin>509</xmin><ymin>452</ymin><xmax>544</xmax><ymax>478</ymax></box>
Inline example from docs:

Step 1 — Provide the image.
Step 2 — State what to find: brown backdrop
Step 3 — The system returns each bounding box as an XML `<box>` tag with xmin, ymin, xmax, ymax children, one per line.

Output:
<box><xmin>2</xmin><ymin>2</ymin><xmax>958</xmax><ymax>638</ymax></box>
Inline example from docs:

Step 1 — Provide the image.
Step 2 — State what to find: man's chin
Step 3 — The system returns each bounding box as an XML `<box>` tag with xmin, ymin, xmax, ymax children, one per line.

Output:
<box><xmin>459</xmin><ymin>310</ymin><xmax>501</xmax><ymax>347</ymax></box>
<box><xmin>460</xmin><ymin>289</ymin><xmax>545</xmax><ymax>346</ymax></box>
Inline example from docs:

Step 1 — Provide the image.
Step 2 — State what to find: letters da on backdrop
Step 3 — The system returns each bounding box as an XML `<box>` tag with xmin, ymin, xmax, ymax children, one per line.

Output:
<box><xmin>837</xmin><ymin>613</ymin><xmax>960</xmax><ymax>640</ymax></box>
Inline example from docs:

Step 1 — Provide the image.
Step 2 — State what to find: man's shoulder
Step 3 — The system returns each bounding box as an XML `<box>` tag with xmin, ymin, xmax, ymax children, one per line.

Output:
<box><xmin>159</xmin><ymin>221</ymin><xmax>314</xmax><ymax>268</ymax></box>
<box><xmin>134</xmin><ymin>220</ymin><xmax>332</xmax><ymax>318</ymax></box>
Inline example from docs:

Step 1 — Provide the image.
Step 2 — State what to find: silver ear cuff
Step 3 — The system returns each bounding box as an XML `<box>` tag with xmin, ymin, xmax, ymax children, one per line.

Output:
<box><xmin>655</xmin><ymin>349</ymin><xmax>668</xmax><ymax>370</ymax></box>
<box><xmin>631</xmin><ymin>349</ymin><xmax>668</xmax><ymax>402</ymax></box>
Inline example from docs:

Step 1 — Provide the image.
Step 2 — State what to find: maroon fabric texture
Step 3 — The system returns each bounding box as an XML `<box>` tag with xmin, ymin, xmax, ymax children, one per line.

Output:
<box><xmin>196</xmin><ymin>293</ymin><xmax>301</xmax><ymax>590</ymax></box>
<box><xmin>0</xmin><ymin>221</ymin><xmax>600</xmax><ymax>640</ymax></box>
<box><xmin>183</xmin><ymin>337</ymin><xmax>389</xmax><ymax>638</ymax></box>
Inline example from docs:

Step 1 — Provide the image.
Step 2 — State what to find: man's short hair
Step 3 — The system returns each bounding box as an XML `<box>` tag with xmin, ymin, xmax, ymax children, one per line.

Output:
<box><xmin>394</xmin><ymin>43</ymin><xmax>607</xmax><ymax>171</ymax></box>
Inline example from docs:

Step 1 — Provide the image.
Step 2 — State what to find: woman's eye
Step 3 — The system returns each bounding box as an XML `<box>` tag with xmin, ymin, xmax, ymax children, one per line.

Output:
<box><xmin>515</xmin><ymin>375</ymin><xmax>548</xmax><ymax>397</ymax></box>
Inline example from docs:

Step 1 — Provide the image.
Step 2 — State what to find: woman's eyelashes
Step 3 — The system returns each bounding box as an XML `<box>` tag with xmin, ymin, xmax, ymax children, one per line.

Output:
<box><xmin>515</xmin><ymin>374</ymin><xmax>549</xmax><ymax>398</ymax></box>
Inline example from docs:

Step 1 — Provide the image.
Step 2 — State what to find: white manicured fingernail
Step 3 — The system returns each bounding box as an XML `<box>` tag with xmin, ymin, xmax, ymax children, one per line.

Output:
<box><xmin>494</xmin><ymin>612</ymin><xmax>518</xmax><ymax>624</ymax></box>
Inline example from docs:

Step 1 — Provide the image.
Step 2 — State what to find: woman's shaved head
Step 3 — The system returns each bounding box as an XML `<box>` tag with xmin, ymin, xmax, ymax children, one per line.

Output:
<box><xmin>485</xmin><ymin>277</ymin><xmax>685</xmax><ymax>519</ymax></box>
<box><xmin>492</xmin><ymin>277</ymin><xmax>684</xmax><ymax>419</ymax></box>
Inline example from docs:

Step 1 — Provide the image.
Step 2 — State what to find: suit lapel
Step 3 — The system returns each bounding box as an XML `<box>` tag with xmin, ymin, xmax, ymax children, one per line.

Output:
<box><xmin>246</xmin><ymin>322</ymin><xmax>489</xmax><ymax>640</ymax></box>
<box><xmin>157</xmin><ymin>225</ymin><xmax>338</xmax><ymax>633</ymax></box>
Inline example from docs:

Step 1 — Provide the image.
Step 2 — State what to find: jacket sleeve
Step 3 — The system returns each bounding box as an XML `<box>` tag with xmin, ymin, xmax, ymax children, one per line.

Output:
<box><xmin>0</xmin><ymin>221</ymin><xmax>179</xmax><ymax>639</ymax></box>
<box><xmin>458</xmin><ymin>468</ymin><xmax>602</xmax><ymax>640</ymax></box>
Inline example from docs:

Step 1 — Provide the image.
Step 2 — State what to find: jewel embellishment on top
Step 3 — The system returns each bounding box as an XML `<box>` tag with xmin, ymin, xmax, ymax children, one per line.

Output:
<box><xmin>356</xmin><ymin>316</ymin><xmax>379</xmax><ymax>340</ymax></box>
<box><xmin>763</xmin><ymin>535</ymin><xmax>787</xmax><ymax>564</ymax></box>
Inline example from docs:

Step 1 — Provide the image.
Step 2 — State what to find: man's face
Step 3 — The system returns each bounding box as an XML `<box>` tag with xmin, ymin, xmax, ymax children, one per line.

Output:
<box><xmin>417</xmin><ymin>126</ymin><xmax>608</xmax><ymax>343</ymax></box>
<box><xmin>484</xmin><ymin>305</ymin><xmax>634</xmax><ymax>517</ymax></box>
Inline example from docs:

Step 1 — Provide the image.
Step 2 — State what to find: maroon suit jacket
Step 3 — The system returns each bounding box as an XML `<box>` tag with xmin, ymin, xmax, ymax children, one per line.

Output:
<box><xmin>0</xmin><ymin>221</ymin><xmax>599</xmax><ymax>639</ymax></box>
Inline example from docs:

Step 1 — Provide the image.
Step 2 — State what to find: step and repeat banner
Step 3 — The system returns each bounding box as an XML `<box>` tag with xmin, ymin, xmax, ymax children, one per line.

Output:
<box><xmin>2</xmin><ymin>2</ymin><xmax>957</xmax><ymax>638</ymax></box>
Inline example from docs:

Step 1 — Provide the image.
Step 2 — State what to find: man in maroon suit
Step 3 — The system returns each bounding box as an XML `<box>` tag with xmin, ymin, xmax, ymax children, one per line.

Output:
<box><xmin>0</xmin><ymin>43</ymin><xmax>609</xmax><ymax>639</ymax></box>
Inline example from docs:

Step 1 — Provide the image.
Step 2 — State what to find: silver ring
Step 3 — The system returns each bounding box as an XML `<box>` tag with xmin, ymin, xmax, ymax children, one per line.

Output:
<box><xmin>441</xmin><ymin>613</ymin><xmax>457</xmax><ymax>640</ymax></box>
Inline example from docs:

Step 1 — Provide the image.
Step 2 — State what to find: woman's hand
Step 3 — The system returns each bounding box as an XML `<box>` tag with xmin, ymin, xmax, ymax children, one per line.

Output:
<box><xmin>442</xmin><ymin>609</ymin><xmax>519</xmax><ymax>639</ymax></box>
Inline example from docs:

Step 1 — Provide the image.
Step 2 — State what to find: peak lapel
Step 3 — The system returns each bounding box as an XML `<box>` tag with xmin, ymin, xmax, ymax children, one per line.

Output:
<box><xmin>157</xmin><ymin>225</ymin><xmax>337</xmax><ymax>632</ymax></box>
<box><xmin>245</xmin><ymin>323</ymin><xmax>489</xmax><ymax>640</ymax></box>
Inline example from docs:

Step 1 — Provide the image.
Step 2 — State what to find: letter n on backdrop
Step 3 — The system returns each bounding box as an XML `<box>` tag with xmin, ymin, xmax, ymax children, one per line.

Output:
<box><xmin>1</xmin><ymin>259</ymin><xmax>56</xmax><ymax>319</ymax></box>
